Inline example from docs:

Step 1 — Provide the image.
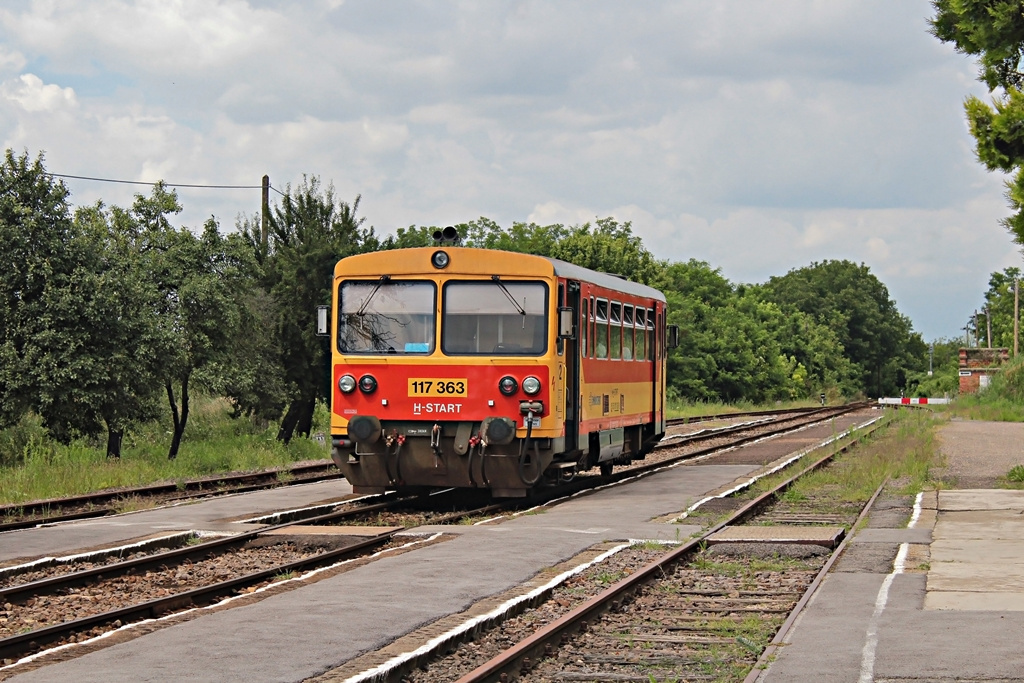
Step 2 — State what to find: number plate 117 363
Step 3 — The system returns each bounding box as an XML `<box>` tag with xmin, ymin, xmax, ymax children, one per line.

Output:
<box><xmin>407</xmin><ymin>378</ymin><xmax>468</xmax><ymax>397</ymax></box>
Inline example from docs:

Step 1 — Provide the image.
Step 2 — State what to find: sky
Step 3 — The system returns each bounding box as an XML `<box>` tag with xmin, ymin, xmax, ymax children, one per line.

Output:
<box><xmin>0</xmin><ymin>0</ymin><xmax>1018</xmax><ymax>341</ymax></box>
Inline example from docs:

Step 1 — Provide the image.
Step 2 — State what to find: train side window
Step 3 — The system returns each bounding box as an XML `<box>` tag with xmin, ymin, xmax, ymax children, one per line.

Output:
<box><xmin>595</xmin><ymin>298</ymin><xmax>608</xmax><ymax>359</ymax></box>
<box><xmin>635</xmin><ymin>307</ymin><xmax>646</xmax><ymax>361</ymax></box>
<box><xmin>647</xmin><ymin>307</ymin><xmax>655</xmax><ymax>361</ymax></box>
<box><xmin>581</xmin><ymin>298</ymin><xmax>589</xmax><ymax>357</ymax></box>
<box><xmin>622</xmin><ymin>305</ymin><xmax>634</xmax><ymax>360</ymax></box>
<box><xmin>557</xmin><ymin>283</ymin><xmax>565</xmax><ymax>356</ymax></box>
<box><xmin>610</xmin><ymin>302</ymin><xmax>622</xmax><ymax>360</ymax></box>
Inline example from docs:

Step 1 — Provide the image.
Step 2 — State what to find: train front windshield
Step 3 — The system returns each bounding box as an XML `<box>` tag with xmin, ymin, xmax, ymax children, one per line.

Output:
<box><xmin>442</xmin><ymin>281</ymin><xmax>547</xmax><ymax>355</ymax></box>
<box><xmin>338</xmin><ymin>281</ymin><xmax>436</xmax><ymax>354</ymax></box>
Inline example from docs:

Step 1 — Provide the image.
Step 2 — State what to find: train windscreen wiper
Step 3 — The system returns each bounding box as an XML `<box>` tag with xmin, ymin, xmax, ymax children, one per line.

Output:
<box><xmin>356</xmin><ymin>275</ymin><xmax>391</xmax><ymax>316</ymax></box>
<box><xmin>490</xmin><ymin>275</ymin><xmax>526</xmax><ymax>315</ymax></box>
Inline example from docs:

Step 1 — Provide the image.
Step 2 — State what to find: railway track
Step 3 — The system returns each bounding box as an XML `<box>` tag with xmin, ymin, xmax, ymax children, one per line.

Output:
<box><xmin>0</xmin><ymin>460</ymin><xmax>343</xmax><ymax>532</ymax></box>
<box><xmin>0</xmin><ymin>489</ymin><xmax>518</xmax><ymax>664</ymax></box>
<box><xmin>0</xmin><ymin>405</ymin><xmax>855</xmax><ymax>532</ymax></box>
<box><xmin>0</xmin><ymin>403</ymin><xmax>874</xmax><ymax>670</ymax></box>
<box><xmin>318</xmin><ymin>410</ymin><xmax>887</xmax><ymax>682</ymax></box>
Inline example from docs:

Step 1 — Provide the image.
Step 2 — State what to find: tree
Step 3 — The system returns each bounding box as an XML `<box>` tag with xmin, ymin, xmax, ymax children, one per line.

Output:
<box><xmin>931</xmin><ymin>1</ymin><xmax>1024</xmax><ymax>245</ymax></box>
<box><xmin>656</xmin><ymin>260</ymin><xmax>829</xmax><ymax>403</ymax></box>
<box><xmin>550</xmin><ymin>218</ymin><xmax>661</xmax><ymax>285</ymax></box>
<box><xmin>978</xmin><ymin>266</ymin><xmax>1022</xmax><ymax>349</ymax></box>
<box><xmin>931</xmin><ymin>1</ymin><xmax>1024</xmax><ymax>90</ymax></box>
<box><xmin>56</xmin><ymin>201</ymin><xmax>165</xmax><ymax>457</ymax></box>
<box><xmin>130</xmin><ymin>184</ymin><xmax>253</xmax><ymax>458</ymax></box>
<box><xmin>400</xmin><ymin>217</ymin><xmax>662</xmax><ymax>285</ymax></box>
<box><xmin>0</xmin><ymin>150</ymin><xmax>123</xmax><ymax>447</ymax></box>
<box><xmin>759</xmin><ymin>260</ymin><xmax>917</xmax><ymax>397</ymax></box>
<box><xmin>240</xmin><ymin>176</ymin><xmax>376</xmax><ymax>443</ymax></box>
<box><xmin>0</xmin><ymin>151</ymin><xmax>75</xmax><ymax>428</ymax></box>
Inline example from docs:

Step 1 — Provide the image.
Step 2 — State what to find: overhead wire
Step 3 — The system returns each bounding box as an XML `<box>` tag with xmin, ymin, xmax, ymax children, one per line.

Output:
<box><xmin>46</xmin><ymin>172</ymin><xmax>288</xmax><ymax>197</ymax></box>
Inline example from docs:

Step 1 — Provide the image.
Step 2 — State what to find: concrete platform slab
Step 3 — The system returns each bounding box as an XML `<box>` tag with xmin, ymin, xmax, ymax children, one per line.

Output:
<box><xmin>937</xmin><ymin>489</ymin><xmax>1024</xmax><ymax>511</ymax></box>
<box><xmin>924</xmin><ymin>591</ymin><xmax>1024</xmax><ymax>611</ymax></box>
<box><xmin>927</xmin><ymin>561</ymin><xmax>1024</xmax><ymax>593</ymax></box>
<box><xmin>930</xmin><ymin>538</ymin><xmax>1024</xmax><ymax>564</ymax></box>
<box><xmin>708</xmin><ymin>525</ymin><xmax>844</xmax><ymax>546</ymax></box>
<box><xmin>932</xmin><ymin>509</ymin><xmax>1024</xmax><ymax>540</ymax></box>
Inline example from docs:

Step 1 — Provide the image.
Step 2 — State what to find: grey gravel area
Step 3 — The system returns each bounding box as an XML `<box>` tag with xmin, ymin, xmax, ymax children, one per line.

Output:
<box><xmin>0</xmin><ymin>540</ymin><xmax>332</xmax><ymax>661</ymax></box>
<box><xmin>933</xmin><ymin>419</ymin><xmax>1024</xmax><ymax>488</ymax></box>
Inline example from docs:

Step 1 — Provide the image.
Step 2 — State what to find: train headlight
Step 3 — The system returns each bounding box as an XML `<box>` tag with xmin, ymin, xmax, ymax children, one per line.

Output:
<box><xmin>431</xmin><ymin>250</ymin><xmax>450</xmax><ymax>269</ymax></box>
<box><xmin>522</xmin><ymin>376</ymin><xmax>542</xmax><ymax>395</ymax></box>
<box><xmin>498</xmin><ymin>376</ymin><xmax>518</xmax><ymax>396</ymax></box>
<box><xmin>338</xmin><ymin>374</ymin><xmax>357</xmax><ymax>393</ymax></box>
<box><xmin>358</xmin><ymin>374</ymin><xmax>378</xmax><ymax>394</ymax></box>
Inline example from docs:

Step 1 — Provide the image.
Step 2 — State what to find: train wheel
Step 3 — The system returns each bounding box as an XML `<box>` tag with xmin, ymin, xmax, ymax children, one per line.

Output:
<box><xmin>600</xmin><ymin>463</ymin><xmax>613</xmax><ymax>476</ymax></box>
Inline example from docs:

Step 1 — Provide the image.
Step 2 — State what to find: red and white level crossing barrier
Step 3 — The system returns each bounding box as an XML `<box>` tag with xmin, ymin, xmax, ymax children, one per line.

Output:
<box><xmin>877</xmin><ymin>397</ymin><xmax>950</xmax><ymax>405</ymax></box>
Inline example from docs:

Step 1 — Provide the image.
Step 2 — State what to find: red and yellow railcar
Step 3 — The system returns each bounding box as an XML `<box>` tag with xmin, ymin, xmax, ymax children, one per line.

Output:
<box><xmin>326</xmin><ymin>237</ymin><xmax>675</xmax><ymax>497</ymax></box>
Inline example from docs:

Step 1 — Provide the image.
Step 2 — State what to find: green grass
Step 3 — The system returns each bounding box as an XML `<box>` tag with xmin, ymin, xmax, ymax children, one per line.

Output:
<box><xmin>745</xmin><ymin>409</ymin><xmax>939</xmax><ymax>504</ymax></box>
<box><xmin>933</xmin><ymin>354</ymin><xmax>1024</xmax><ymax>422</ymax></box>
<box><xmin>1009</xmin><ymin>465</ymin><xmax>1024</xmax><ymax>482</ymax></box>
<box><xmin>665</xmin><ymin>398</ymin><xmax>819</xmax><ymax>421</ymax></box>
<box><xmin>0</xmin><ymin>395</ymin><xmax>331</xmax><ymax>504</ymax></box>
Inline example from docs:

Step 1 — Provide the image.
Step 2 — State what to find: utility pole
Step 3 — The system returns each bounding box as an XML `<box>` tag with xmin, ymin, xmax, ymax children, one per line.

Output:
<box><xmin>928</xmin><ymin>342</ymin><xmax>934</xmax><ymax>376</ymax></box>
<box><xmin>1015</xmin><ymin>278</ymin><xmax>1020</xmax><ymax>358</ymax></box>
<box><xmin>986</xmin><ymin>305</ymin><xmax>992</xmax><ymax>348</ymax></box>
<box><xmin>261</xmin><ymin>174</ymin><xmax>270</xmax><ymax>260</ymax></box>
<box><xmin>973</xmin><ymin>310</ymin><xmax>980</xmax><ymax>348</ymax></box>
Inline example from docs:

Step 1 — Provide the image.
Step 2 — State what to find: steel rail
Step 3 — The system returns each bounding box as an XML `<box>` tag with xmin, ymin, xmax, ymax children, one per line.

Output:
<box><xmin>0</xmin><ymin>461</ymin><xmax>342</xmax><ymax>531</ymax></box>
<box><xmin>665</xmin><ymin>403</ymin><xmax>843</xmax><ymax>426</ymax></box>
<box><xmin>0</xmin><ymin>406</ymin><xmax>877</xmax><ymax>667</ymax></box>
<box><xmin>0</xmin><ymin>493</ymin><xmax>519</xmax><ymax>663</ymax></box>
<box><xmin>1</xmin><ymin>404</ymin><xmax>867</xmax><ymax>606</ymax></box>
<box><xmin>453</xmin><ymin>414</ymin><xmax>888</xmax><ymax>683</ymax></box>
<box><xmin>0</xmin><ymin>489</ymin><xmax>430</xmax><ymax>605</ymax></box>
<box><xmin>0</xmin><ymin>530</ymin><xmax>395</xmax><ymax>662</ymax></box>
<box><xmin>658</xmin><ymin>403</ymin><xmax>857</xmax><ymax>450</ymax></box>
<box><xmin>741</xmin><ymin>476</ymin><xmax>890</xmax><ymax>683</ymax></box>
<box><xmin>0</xmin><ymin>404</ymin><xmax>868</xmax><ymax>531</ymax></box>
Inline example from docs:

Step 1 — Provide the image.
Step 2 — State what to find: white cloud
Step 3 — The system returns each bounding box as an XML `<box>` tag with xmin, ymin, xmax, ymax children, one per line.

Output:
<box><xmin>1</xmin><ymin>73</ymin><xmax>76</xmax><ymax>112</ymax></box>
<box><xmin>0</xmin><ymin>46</ymin><xmax>25</xmax><ymax>73</ymax></box>
<box><xmin>0</xmin><ymin>0</ymin><xmax>1012</xmax><ymax>338</ymax></box>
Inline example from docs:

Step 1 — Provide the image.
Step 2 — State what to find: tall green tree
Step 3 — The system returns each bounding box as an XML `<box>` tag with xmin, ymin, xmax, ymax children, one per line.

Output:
<box><xmin>241</xmin><ymin>176</ymin><xmax>377</xmax><ymax>443</ymax></box>
<box><xmin>133</xmin><ymin>185</ymin><xmax>253</xmax><ymax>458</ymax></box>
<box><xmin>759</xmin><ymin>260</ymin><xmax>918</xmax><ymax>397</ymax></box>
<box><xmin>657</xmin><ymin>260</ymin><xmax>829</xmax><ymax>403</ymax></box>
<box><xmin>59</xmin><ymin>200</ymin><xmax>165</xmax><ymax>456</ymax></box>
<box><xmin>398</xmin><ymin>217</ymin><xmax>662</xmax><ymax>285</ymax></box>
<box><xmin>932</xmin><ymin>1</ymin><xmax>1024</xmax><ymax>245</ymax></box>
<box><xmin>0</xmin><ymin>150</ymin><xmax>123</xmax><ymax>446</ymax></box>
<box><xmin>976</xmin><ymin>266</ymin><xmax>1022</xmax><ymax>349</ymax></box>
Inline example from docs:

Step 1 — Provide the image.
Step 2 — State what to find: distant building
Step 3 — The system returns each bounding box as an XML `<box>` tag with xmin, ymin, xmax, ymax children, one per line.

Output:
<box><xmin>958</xmin><ymin>348</ymin><xmax>1010</xmax><ymax>394</ymax></box>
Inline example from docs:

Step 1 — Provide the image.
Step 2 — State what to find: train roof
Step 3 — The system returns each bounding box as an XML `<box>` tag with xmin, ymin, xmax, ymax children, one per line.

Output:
<box><xmin>334</xmin><ymin>247</ymin><xmax>666</xmax><ymax>302</ymax></box>
<box><xmin>542</xmin><ymin>256</ymin><xmax>665</xmax><ymax>302</ymax></box>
